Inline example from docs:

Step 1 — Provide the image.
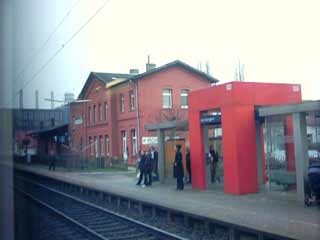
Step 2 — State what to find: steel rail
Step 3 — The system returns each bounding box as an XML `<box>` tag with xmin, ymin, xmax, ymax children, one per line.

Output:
<box><xmin>15</xmin><ymin>175</ymin><xmax>188</xmax><ymax>240</ymax></box>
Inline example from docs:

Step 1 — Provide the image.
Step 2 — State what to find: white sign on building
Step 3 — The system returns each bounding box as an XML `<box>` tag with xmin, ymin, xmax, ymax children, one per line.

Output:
<box><xmin>74</xmin><ymin>116</ymin><xmax>83</xmax><ymax>125</ymax></box>
<box><xmin>142</xmin><ymin>136</ymin><xmax>158</xmax><ymax>145</ymax></box>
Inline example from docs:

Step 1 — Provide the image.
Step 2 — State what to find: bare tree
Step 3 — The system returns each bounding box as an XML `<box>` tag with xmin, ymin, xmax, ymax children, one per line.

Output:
<box><xmin>206</xmin><ymin>61</ymin><xmax>210</xmax><ymax>75</ymax></box>
<box><xmin>234</xmin><ymin>59</ymin><xmax>245</xmax><ymax>81</ymax></box>
<box><xmin>197</xmin><ymin>62</ymin><xmax>203</xmax><ymax>72</ymax></box>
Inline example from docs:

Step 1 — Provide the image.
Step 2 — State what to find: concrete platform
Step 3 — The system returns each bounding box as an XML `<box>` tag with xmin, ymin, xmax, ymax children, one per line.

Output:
<box><xmin>15</xmin><ymin>164</ymin><xmax>320</xmax><ymax>240</ymax></box>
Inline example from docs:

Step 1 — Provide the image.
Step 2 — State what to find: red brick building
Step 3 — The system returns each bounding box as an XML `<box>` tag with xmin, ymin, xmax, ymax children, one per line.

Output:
<box><xmin>70</xmin><ymin>60</ymin><xmax>218</xmax><ymax>165</ymax></box>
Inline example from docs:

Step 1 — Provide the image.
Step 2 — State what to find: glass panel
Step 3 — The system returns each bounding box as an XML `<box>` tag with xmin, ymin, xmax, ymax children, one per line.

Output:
<box><xmin>163</xmin><ymin>96</ymin><xmax>170</xmax><ymax>108</ymax></box>
<box><xmin>307</xmin><ymin>111</ymin><xmax>320</xmax><ymax>165</ymax></box>
<box><xmin>100</xmin><ymin>136</ymin><xmax>104</xmax><ymax>156</ymax></box>
<box><xmin>264</xmin><ymin>115</ymin><xmax>296</xmax><ymax>192</ymax></box>
<box><xmin>181</xmin><ymin>95</ymin><xmax>187</xmax><ymax>107</ymax></box>
<box><xmin>104</xmin><ymin>102</ymin><xmax>108</xmax><ymax>120</ymax></box>
<box><xmin>163</xmin><ymin>89</ymin><xmax>172</xmax><ymax>108</ymax></box>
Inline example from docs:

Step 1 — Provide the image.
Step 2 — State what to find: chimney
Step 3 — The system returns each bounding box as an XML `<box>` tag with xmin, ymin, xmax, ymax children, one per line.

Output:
<box><xmin>35</xmin><ymin>90</ymin><xmax>39</xmax><ymax>109</ymax></box>
<box><xmin>129</xmin><ymin>69</ymin><xmax>139</xmax><ymax>75</ymax></box>
<box><xmin>146</xmin><ymin>55</ymin><xmax>156</xmax><ymax>72</ymax></box>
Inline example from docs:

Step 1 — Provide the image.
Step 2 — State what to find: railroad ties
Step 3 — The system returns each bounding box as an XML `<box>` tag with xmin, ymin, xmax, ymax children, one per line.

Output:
<box><xmin>14</xmin><ymin>169</ymin><xmax>295</xmax><ymax>240</ymax></box>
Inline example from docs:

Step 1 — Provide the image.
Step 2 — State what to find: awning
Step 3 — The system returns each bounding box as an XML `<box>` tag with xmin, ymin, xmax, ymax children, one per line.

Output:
<box><xmin>145</xmin><ymin>120</ymin><xmax>188</xmax><ymax>131</ymax></box>
<box><xmin>28</xmin><ymin>124</ymin><xmax>68</xmax><ymax>137</ymax></box>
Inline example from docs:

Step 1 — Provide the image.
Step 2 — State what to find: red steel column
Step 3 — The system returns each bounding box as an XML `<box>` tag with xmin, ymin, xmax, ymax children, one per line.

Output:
<box><xmin>221</xmin><ymin>105</ymin><xmax>259</xmax><ymax>194</ymax></box>
<box><xmin>285</xmin><ymin>116</ymin><xmax>296</xmax><ymax>171</ymax></box>
<box><xmin>189</xmin><ymin>110</ymin><xmax>206</xmax><ymax>190</ymax></box>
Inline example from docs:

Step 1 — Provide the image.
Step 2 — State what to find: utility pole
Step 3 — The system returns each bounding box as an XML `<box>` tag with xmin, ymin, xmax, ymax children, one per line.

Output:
<box><xmin>50</xmin><ymin>91</ymin><xmax>54</xmax><ymax>109</ymax></box>
<box><xmin>35</xmin><ymin>90</ymin><xmax>39</xmax><ymax>109</ymax></box>
<box><xmin>19</xmin><ymin>89</ymin><xmax>23</xmax><ymax>109</ymax></box>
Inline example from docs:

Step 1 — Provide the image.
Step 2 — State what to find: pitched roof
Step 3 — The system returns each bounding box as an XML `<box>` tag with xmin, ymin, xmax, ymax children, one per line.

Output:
<box><xmin>78</xmin><ymin>72</ymin><xmax>131</xmax><ymax>99</ymax></box>
<box><xmin>91</xmin><ymin>72</ymin><xmax>132</xmax><ymax>83</ymax></box>
<box><xmin>110</xmin><ymin>60</ymin><xmax>219</xmax><ymax>88</ymax></box>
<box><xmin>78</xmin><ymin>60</ymin><xmax>219</xmax><ymax>99</ymax></box>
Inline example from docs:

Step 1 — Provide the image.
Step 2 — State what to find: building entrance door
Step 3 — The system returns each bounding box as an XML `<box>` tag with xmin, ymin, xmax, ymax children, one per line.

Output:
<box><xmin>165</xmin><ymin>139</ymin><xmax>186</xmax><ymax>179</ymax></box>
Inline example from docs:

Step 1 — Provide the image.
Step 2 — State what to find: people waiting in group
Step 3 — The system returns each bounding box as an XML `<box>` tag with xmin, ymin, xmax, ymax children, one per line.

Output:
<box><xmin>150</xmin><ymin>146</ymin><xmax>159</xmax><ymax>181</ymax></box>
<box><xmin>186</xmin><ymin>147</ymin><xmax>192</xmax><ymax>184</ymax></box>
<box><xmin>209</xmin><ymin>145</ymin><xmax>219</xmax><ymax>183</ymax></box>
<box><xmin>173</xmin><ymin>145</ymin><xmax>184</xmax><ymax>190</ymax></box>
<box><xmin>136</xmin><ymin>149</ymin><xmax>147</xmax><ymax>187</ymax></box>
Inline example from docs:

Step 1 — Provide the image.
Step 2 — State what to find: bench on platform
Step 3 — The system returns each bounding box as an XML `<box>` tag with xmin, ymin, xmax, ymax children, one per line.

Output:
<box><xmin>269</xmin><ymin>170</ymin><xmax>296</xmax><ymax>190</ymax></box>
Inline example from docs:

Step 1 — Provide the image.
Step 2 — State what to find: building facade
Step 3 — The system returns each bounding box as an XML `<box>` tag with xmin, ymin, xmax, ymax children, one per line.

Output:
<box><xmin>13</xmin><ymin>107</ymin><xmax>69</xmax><ymax>157</ymax></box>
<box><xmin>70</xmin><ymin>60</ymin><xmax>218</xmax><ymax>165</ymax></box>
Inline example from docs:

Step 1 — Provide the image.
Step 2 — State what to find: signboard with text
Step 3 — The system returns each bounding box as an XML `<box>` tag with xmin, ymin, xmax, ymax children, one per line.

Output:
<box><xmin>200</xmin><ymin>114</ymin><xmax>221</xmax><ymax>125</ymax></box>
<box><xmin>74</xmin><ymin>117</ymin><xmax>83</xmax><ymax>125</ymax></box>
<box><xmin>142</xmin><ymin>136</ymin><xmax>158</xmax><ymax>145</ymax></box>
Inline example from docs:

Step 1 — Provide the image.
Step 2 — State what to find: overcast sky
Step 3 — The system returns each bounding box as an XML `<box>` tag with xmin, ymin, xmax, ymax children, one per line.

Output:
<box><xmin>12</xmin><ymin>0</ymin><xmax>320</xmax><ymax>109</ymax></box>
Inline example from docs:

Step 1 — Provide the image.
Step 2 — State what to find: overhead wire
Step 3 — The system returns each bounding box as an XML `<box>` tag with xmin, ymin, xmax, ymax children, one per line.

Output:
<box><xmin>13</xmin><ymin>0</ymin><xmax>111</xmax><ymax>103</ymax></box>
<box><xmin>13</xmin><ymin>0</ymin><xmax>82</xmax><ymax>86</ymax></box>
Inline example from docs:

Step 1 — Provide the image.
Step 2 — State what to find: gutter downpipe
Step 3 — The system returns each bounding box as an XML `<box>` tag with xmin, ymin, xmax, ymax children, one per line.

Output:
<box><xmin>134</xmin><ymin>79</ymin><xmax>141</xmax><ymax>154</ymax></box>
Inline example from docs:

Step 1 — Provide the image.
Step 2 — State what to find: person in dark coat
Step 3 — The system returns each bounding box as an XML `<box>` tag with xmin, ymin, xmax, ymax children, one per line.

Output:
<box><xmin>151</xmin><ymin>146</ymin><xmax>159</xmax><ymax>181</ymax></box>
<box><xmin>186</xmin><ymin>147</ymin><xmax>191</xmax><ymax>184</ymax></box>
<box><xmin>136</xmin><ymin>150</ymin><xmax>146</xmax><ymax>186</ymax></box>
<box><xmin>209</xmin><ymin>145</ymin><xmax>218</xmax><ymax>183</ymax></box>
<box><xmin>48</xmin><ymin>149</ymin><xmax>56</xmax><ymax>171</ymax></box>
<box><xmin>144</xmin><ymin>149</ymin><xmax>153</xmax><ymax>186</ymax></box>
<box><xmin>173</xmin><ymin>145</ymin><xmax>184</xmax><ymax>190</ymax></box>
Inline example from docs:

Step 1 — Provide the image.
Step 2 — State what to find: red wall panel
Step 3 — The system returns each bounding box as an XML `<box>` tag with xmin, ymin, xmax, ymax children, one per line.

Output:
<box><xmin>189</xmin><ymin>81</ymin><xmax>302</xmax><ymax>195</ymax></box>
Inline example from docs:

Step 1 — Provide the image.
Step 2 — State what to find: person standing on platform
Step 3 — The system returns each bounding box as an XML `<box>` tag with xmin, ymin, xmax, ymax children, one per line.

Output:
<box><xmin>48</xmin><ymin>149</ymin><xmax>56</xmax><ymax>171</ymax></box>
<box><xmin>144</xmin><ymin>149</ymin><xmax>153</xmax><ymax>186</ymax></box>
<box><xmin>186</xmin><ymin>147</ymin><xmax>192</xmax><ymax>184</ymax></box>
<box><xmin>150</xmin><ymin>146</ymin><xmax>159</xmax><ymax>181</ymax></box>
<box><xmin>136</xmin><ymin>150</ymin><xmax>147</xmax><ymax>187</ymax></box>
<box><xmin>173</xmin><ymin>145</ymin><xmax>184</xmax><ymax>190</ymax></box>
<box><xmin>209</xmin><ymin>145</ymin><xmax>218</xmax><ymax>183</ymax></box>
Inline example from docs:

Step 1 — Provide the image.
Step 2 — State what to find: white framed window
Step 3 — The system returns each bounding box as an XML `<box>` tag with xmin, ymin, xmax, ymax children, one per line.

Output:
<box><xmin>129</xmin><ymin>90</ymin><xmax>135</xmax><ymax>110</ymax></box>
<box><xmin>120</xmin><ymin>94</ymin><xmax>125</xmax><ymax>112</ymax></box>
<box><xmin>162</xmin><ymin>89</ymin><xmax>172</xmax><ymax>108</ymax></box>
<box><xmin>105</xmin><ymin>135</ymin><xmax>110</xmax><ymax>156</ymax></box>
<box><xmin>89</xmin><ymin>137</ymin><xmax>94</xmax><ymax>156</ymax></box>
<box><xmin>94</xmin><ymin>136</ymin><xmax>98</xmax><ymax>158</ymax></box>
<box><xmin>104</xmin><ymin>102</ymin><xmax>108</xmax><ymax>120</ymax></box>
<box><xmin>93</xmin><ymin>105</ymin><xmax>96</xmax><ymax>123</ymax></box>
<box><xmin>100</xmin><ymin>136</ymin><xmax>104</xmax><ymax>156</ymax></box>
<box><xmin>131</xmin><ymin>129</ymin><xmax>137</xmax><ymax>156</ymax></box>
<box><xmin>121</xmin><ymin>130</ymin><xmax>127</xmax><ymax>160</ymax></box>
<box><xmin>180</xmin><ymin>89</ymin><xmax>189</xmax><ymax>109</ymax></box>
<box><xmin>88</xmin><ymin>107</ymin><xmax>92</xmax><ymax>124</ymax></box>
<box><xmin>99</xmin><ymin>104</ymin><xmax>103</xmax><ymax>121</ymax></box>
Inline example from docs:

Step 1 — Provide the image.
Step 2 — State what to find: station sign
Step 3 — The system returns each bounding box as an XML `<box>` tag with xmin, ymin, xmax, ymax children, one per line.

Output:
<box><xmin>142</xmin><ymin>136</ymin><xmax>158</xmax><ymax>145</ymax></box>
<box><xmin>200</xmin><ymin>114</ymin><xmax>221</xmax><ymax>125</ymax></box>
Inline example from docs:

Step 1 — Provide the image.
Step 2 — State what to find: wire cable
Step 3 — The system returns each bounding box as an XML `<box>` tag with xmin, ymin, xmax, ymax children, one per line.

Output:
<box><xmin>14</xmin><ymin>0</ymin><xmax>110</xmax><ymax>99</ymax></box>
<box><xmin>13</xmin><ymin>0</ymin><xmax>82</xmax><ymax>86</ymax></box>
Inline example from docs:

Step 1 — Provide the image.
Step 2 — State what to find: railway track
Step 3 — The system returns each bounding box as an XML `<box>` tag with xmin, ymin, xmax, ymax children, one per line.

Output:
<box><xmin>15</xmin><ymin>169</ymin><xmax>298</xmax><ymax>240</ymax></box>
<box><xmin>14</xmin><ymin>175</ymin><xmax>187</xmax><ymax>240</ymax></box>
<box><xmin>15</xmin><ymin>189</ymin><xmax>101</xmax><ymax>240</ymax></box>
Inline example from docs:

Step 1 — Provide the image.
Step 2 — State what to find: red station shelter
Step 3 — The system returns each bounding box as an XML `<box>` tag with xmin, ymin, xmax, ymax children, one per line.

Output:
<box><xmin>188</xmin><ymin>81</ymin><xmax>302</xmax><ymax>195</ymax></box>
